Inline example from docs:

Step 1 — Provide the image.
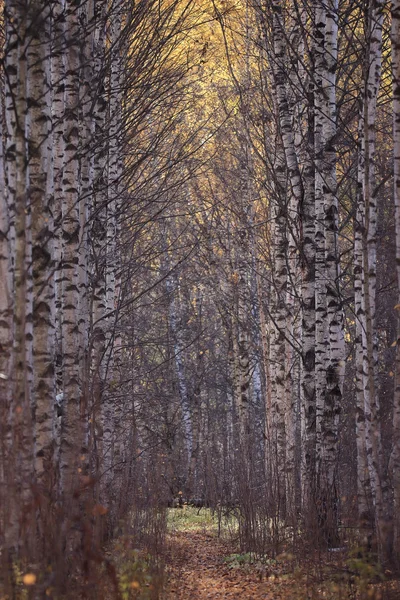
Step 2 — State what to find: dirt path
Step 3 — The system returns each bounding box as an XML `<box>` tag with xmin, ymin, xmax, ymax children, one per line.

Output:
<box><xmin>161</xmin><ymin>528</ymin><xmax>400</xmax><ymax>600</ymax></box>
<box><xmin>162</xmin><ymin>530</ymin><xmax>282</xmax><ymax>600</ymax></box>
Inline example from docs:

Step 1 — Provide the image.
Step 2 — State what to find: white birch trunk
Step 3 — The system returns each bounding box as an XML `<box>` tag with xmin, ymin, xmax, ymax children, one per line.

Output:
<box><xmin>59</xmin><ymin>0</ymin><xmax>84</xmax><ymax>501</ymax></box>
<box><xmin>4</xmin><ymin>1</ymin><xmax>35</xmax><ymax>554</ymax></box>
<box><xmin>361</xmin><ymin>0</ymin><xmax>389</xmax><ymax>560</ymax></box>
<box><xmin>26</xmin><ymin>0</ymin><xmax>54</xmax><ymax>478</ymax></box>
<box><xmin>271</xmin><ymin>137</ymin><xmax>287</xmax><ymax>520</ymax></box>
<box><xmin>391</xmin><ymin>0</ymin><xmax>400</xmax><ymax>560</ymax></box>
<box><xmin>77</xmin><ymin>0</ymin><xmax>95</xmax><ymax>461</ymax></box>
<box><xmin>0</xmin><ymin>59</ymin><xmax>12</xmax><ymax>522</ymax></box>
<box><xmin>301</xmin><ymin>90</ymin><xmax>317</xmax><ymax>527</ymax></box>
<box><xmin>109</xmin><ymin>0</ymin><xmax>124</xmax><ymax>484</ymax></box>
<box><xmin>236</xmin><ymin>220</ymin><xmax>251</xmax><ymax>447</ymax></box>
<box><xmin>166</xmin><ymin>267</ymin><xmax>194</xmax><ymax>470</ymax></box>
<box><xmin>355</xmin><ymin>111</ymin><xmax>372</xmax><ymax>523</ymax></box>
<box><xmin>51</xmin><ymin>0</ymin><xmax>66</xmax><ymax>473</ymax></box>
<box><xmin>88</xmin><ymin>1</ymin><xmax>109</xmax><ymax>495</ymax></box>
<box><xmin>314</xmin><ymin>0</ymin><xmax>344</xmax><ymax>547</ymax></box>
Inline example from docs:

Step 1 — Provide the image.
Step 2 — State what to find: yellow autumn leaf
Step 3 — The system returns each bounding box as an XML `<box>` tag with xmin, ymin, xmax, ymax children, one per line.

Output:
<box><xmin>130</xmin><ymin>581</ymin><xmax>140</xmax><ymax>589</ymax></box>
<box><xmin>395</xmin><ymin>304</ymin><xmax>400</xmax><ymax>310</ymax></box>
<box><xmin>23</xmin><ymin>573</ymin><xmax>36</xmax><ymax>586</ymax></box>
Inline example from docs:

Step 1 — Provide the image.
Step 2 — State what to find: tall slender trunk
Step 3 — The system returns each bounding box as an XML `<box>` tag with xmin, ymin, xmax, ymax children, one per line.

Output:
<box><xmin>187</xmin><ymin>306</ymin><xmax>204</xmax><ymax>496</ymax></box>
<box><xmin>235</xmin><ymin>6</ymin><xmax>253</xmax><ymax>455</ymax></box>
<box><xmin>163</xmin><ymin>222</ymin><xmax>194</xmax><ymax>478</ymax></box>
<box><xmin>77</xmin><ymin>0</ymin><xmax>95</xmax><ymax>464</ymax></box>
<box><xmin>4</xmin><ymin>0</ymin><xmax>36</xmax><ymax>557</ymax></box>
<box><xmin>51</xmin><ymin>0</ymin><xmax>66</xmax><ymax>476</ymax></box>
<box><xmin>355</xmin><ymin>109</ymin><xmax>372</xmax><ymax>523</ymax></box>
<box><xmin>301</xmin><ymin>76</ymin><xmax>316</xmax><ymax>530</ymax></box>
<box><xmin>391</xmin><ymin>0</ymin><xmax>400</xmax><ymax>561</ymax></box>
<box><xmin>59</xmin><ymin>0</ymin><xmax>84</xmax><ymax>520</ymax></box>
<box><xmin>167</xmin><ymin>268</ymin><xmax>194</xmax><ymax>472</ymax></box>
<box><xmin>236</xmin><ymin>217</ymin><xmax>251</xmax><ymax>448</ymax></box>
<box><xmin>361</xmin><ymin>0</ymin><xmax>389</xmax><ymax>561</ymax></box>
<box><xmin>0</xmin><ymin>46</ymin><xmax>12</xmax><ymax>550</ymax></box>
<box><xmin>107</xmin><ymin>2</ymin><xmax>124</xmax><ymax>504</ymax></box>
<box><xmin>314</xmin><ymin>0</ymin><xmax>344</xmax><ymax>547</ymax></box>
<box><xmin>270</xmin><ymin>4</ymin><xmax>304</xmax><ymax>520</ymax></box>
<box><xmin>89</xmin><ymin>2</ymin><xmax>109</xmax><ymax>497</ymax></box>
<box><xmin>271</xmin><ymin>136</ymin><xmax>287</xmax><ymax>520</ymax></box>
<box><xmin>314</xmin><ymin>3</ymin><xmax>328</xmax><ymax>488</ymax></box>
<box><xmin>27</xmin><ymin>3</ymin><xmax>55</xmax><ymax>551</ymax></box>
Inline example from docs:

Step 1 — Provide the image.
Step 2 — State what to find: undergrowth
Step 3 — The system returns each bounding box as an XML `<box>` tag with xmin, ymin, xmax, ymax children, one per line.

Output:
<box><xmin>110</xmin><ymin>509</ymin><xmax>400</xmax><ymax>600</ymax></box>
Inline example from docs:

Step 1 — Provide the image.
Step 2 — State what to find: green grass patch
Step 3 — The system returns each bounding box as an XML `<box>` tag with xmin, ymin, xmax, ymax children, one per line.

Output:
<box><xmin>167</xmin><ymin>505</ymin><xmax>239</xmax><ymax>536</ymax></box>
<box><xmin>167</xmin><ymin>506</ymin><xmax>218</xmax><ymax>532</ymax></box>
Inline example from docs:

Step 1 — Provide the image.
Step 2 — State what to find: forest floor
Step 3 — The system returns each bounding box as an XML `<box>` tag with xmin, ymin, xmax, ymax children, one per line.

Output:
<box><xmin>163</xmin><ymin>528</ymin><xmax>266</xmax><ymax>599</ymax></box>
<box><xmin>161</xmin><ymin>508</ymin><xmax>400</xmax><ymax>600</ymax></box>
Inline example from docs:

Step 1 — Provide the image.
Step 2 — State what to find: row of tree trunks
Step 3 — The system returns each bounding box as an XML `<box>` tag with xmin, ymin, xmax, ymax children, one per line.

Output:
<box><xmin>0</xmin><ymin>0</ymin><xmax>130</xmax><ymax>575</ymax></box>
<box><xmin>256</xmin><ymin>0</ymin><xmax>345</xmax><ymax>547</ymax></box>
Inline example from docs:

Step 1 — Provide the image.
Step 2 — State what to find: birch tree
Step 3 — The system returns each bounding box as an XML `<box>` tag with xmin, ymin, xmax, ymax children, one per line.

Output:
<box><xmin>3</xmin><ymin>0</ymin><xmax>36</xmax><ymax>556</ymax></box>
<box><xmin>355</xmin><ymin>1</ymin><xmax>388</xmax><ymax>557</ymax></box>
<box><xmin>27</xmin><ymin>3</ymin><xmax>55</xmax><ymax>553</ymax></box>
<box><xmin>391</xmin><ymin>0</ymin><xmax>400</xmax><ymax>560</ymax></box>
<box><xmin>59</xmin><ymin>0</ymin><xmax>86</xmax><ymax>507</ymax></box>
<box><xmin>313</xmin><ymin>0</ymin><xmax>345</xmax><ymax>547</ymax></box>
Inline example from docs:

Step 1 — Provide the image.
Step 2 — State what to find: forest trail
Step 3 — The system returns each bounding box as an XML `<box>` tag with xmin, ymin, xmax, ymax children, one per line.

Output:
<box><xmin>161</xmin><ymin>517</ymin><xmax>400</xmax><ymax>600</ymax></box>
<box><xmin>163</xmin><ymin>530</ymin><xmax>265</xmax><ymax>599</ymax></box>
<box><xmin>162</xmin><ymin>529</ymin><xmax>293</xmax><ymax>600</ymax></box>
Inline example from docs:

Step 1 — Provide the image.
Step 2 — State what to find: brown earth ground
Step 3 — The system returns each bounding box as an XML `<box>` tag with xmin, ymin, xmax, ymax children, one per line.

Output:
<box><xmin>163</xmin><ymin>529</ymin><xmax>275</xmax><ymax>599</ymax></box>
<box><xmin>161</xmin><ymin>517</ymin><xmax>400</xmax><ymax>600</ymax></box>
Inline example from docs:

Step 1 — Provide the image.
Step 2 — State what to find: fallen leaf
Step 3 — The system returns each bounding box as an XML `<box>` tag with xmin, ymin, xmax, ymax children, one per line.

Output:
<box><xmin>23</xmin><ymin>573</ymin><xmax>36</xmax><ymax>586</ymax></box>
